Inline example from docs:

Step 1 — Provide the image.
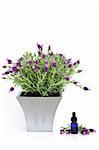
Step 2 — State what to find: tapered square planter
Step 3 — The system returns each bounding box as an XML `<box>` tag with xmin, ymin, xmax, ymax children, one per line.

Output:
<box><xmin>17</xmin><ymin>92</ymin><xmax>62</xmax><ymax>132</ymax></box>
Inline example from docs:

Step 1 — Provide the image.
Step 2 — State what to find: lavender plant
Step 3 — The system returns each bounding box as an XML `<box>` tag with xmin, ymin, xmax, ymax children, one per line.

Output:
<box><xmin>2</xmin><ymin>43</ymin><xmax>90</xmax><ymax>96</ymax></box>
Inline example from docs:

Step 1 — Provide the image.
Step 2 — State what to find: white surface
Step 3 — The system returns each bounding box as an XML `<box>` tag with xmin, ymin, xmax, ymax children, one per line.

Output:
<box><xmin>0</xmin><ymin>0</ymin><xmax>99</xmax><ymax>150</ymax></box>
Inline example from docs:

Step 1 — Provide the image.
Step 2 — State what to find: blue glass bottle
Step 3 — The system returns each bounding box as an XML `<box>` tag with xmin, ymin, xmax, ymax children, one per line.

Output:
<box><xmin>71</xmin><ymin>112</ymin><xmax>78</xmax><ymax>134</ymax></box>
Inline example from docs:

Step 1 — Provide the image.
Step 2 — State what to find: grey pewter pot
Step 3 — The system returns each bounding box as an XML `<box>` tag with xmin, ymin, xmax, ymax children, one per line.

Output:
<box><xmin>17</xmin><ymin>92</ymin><xmax>62</xmax><ymax>132</ymax></box>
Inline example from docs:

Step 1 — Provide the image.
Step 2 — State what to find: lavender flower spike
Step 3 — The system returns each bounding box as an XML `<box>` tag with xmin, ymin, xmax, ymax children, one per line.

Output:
<box><xmin>77</xmin><ymin>70</ymin><xmax>83</xmax><ymax>73</ymax></box>
<box><xmin>6</xmin><ymin>59</ymin><xmax>12</xmax><ymax>64</ymax></box>
<box><xmin>48</xmin><ymin>50</ymin><xmax>53</xmax><ymax>56</ymax></box>
<box><xmin>60</xmin><ymin>129</ymin><xmax>65</xmax><ymax>135</ymax></box>
<box><xmin>48</xmin><ymin>45</ymin><xmax>53</xmax><ymax>56</ymax></box>
<box><xmin>68</xmin><ymin>64</ymin><xmax>72</xmax><ymax>68</ymax></box>
<box><xmin>59</xmin><ymin>53</ymin><xmax>63</xmax><ymax>57</ymax></box>
<box><xmin>9</xmin><ymin>87</ymin><xmax>14</xmax><ymax>92</ymax></box>
<box><xmin>12</xmin><ymin>66</ymin><xmax>18</xmax><ymax>73</ymax></box>
<box><xmin>42</xmin><ymin>53</ymin><xmax>46</xmax><ymax>58</ymax></box>
<box><xmin>2</xmin><ymin>77</ymin><xmax>6</xmax><ymax>79</ymax></box>
<box><xmin>2</xmin><ymin>65</ymin><xmax>7</xmax><ymax>68</ymax></box>
<box><xmin>83</xmin><ymin>87</ymin><xmax>90</xmax><ymax>91</ymax></box>
<box><xmin>16</xmin><ymin>62</ymin><xmax>21</xmax><ymax>67</ymax></box>
<box><xmin>73</xmin><ymin>81</ymin><xmax>78</xmax><ymax>85</ymax></box>
<box><xmin>89</xmin><ymin>129</ymin><xmax>96</xmax><ymax>133</ymax></box>
<box><xmin>18</xmin><ymin>57</ymin><xmax>23</xmax><ymax>62</ymax></box>
<box><xmin>73</xmin><ymin>62</ymin><xmax>77</xmax><ymax>66</ymax></box>
<box><xmin>67</xmin><ymin>58</ymin><xmax>72</xmax><ymax>64</ymax></box>
<box><xmin>65</xmin><ymin>129</ymin><xmax>71</xmax><ymax>134</ymax></box>
<box><xmin>34</xmin><ymin>60</ymin><xmax>38</xmax><ymax>64</ymax></box>
<box><xmin>37</xmin><ymin>43</ymin><xmax>43</xmax><ymax>50</ymax></box>
<box><xmin>45</xmin><ymin>60</ymin><xmax>48</xmax><ymax>64</ymax></box>
<box><xmin>52</xmin><ymin>59</ymin><xmax>57</xmax><ymax>67</ymax></box>
<box><xmin>34</xmin><ymin>65</ymin><xmax>40</xmax><ymax>72</ymax></box>
<box><xmin>48</xmin><ymin>45</ymin><xmax>51</xmax><ymax>51</ymax></box>
<box><xmin>2</xmin><ymin>71</ymin><xmax>9</xmax><ymax>75</ymax></box>
<box><xmin>77</xmin><ymin>60</ymin><xmax>80</xmax><ymax>64</ymax></box>
<box><xmin>65</xmin><ymin>76</ymin><xmax>70</xmax><ymax>81</ymax></box>
<box><xmin>44</xmin><ymin>63</ymin><xmax>49</xmax><ymax>72</ymax></box>
<box><xmin>28</xmin><ymin>61</ymin><xmax>32</xmax><ymax>65</ymax></box>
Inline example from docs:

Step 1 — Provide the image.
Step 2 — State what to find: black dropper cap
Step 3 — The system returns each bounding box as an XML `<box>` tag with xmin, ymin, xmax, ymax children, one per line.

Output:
<box><xmin>71</xmin><ymin>112</ymin><xmax>77</xmax><ymax>122</ymax></box>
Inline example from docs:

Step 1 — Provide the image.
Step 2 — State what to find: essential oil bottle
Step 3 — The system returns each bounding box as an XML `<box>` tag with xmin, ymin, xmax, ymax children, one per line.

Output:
<box><xmin>71</xmin><ymin>112</ymin><xmax>78</xmax><ymax>134</ymax></box>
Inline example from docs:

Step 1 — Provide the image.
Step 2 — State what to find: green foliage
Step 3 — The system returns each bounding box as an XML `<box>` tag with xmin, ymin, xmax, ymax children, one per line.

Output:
<box><xmin>2</xmin><ymin>44</ymin><xmax>88</xmax><ymax>96</ymax></box>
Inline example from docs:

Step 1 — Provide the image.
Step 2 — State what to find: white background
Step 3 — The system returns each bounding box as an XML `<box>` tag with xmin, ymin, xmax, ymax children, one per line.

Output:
<box><xmin>0</xmin><ymin>0</ymin><xmax>99</xmax><ymax>150</ymax></box>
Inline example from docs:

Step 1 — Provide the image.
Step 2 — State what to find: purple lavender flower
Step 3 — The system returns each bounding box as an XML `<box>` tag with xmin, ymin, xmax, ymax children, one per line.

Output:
<box><xmin>34</xmin><ymin>60</ymin><xmax>38</xmax><ymax>64</ymax></box>
<box><xmin>59</xmin><ymin>53</ymin><xmax>63</xmax><ymax>57</ymax></box>
<box><xmin>45</xmin><ymin>60</ymin><xmax>48</xmax><ymax>64</ymax></box>
<box><xmin>12</xmin><ymin>66</ymin><xmax>19</xmax><ymax>73</ymax></box>
<box><xmin>33</xmin><ymin>64</ymin><xmax>40</xmax><ymax>72</ymax></box>
<box><xmin>52</xmin><ymin>59</ymin><xmax>57</xmax><ymax>67</ymax></box>
<box><xmin>48</xmin><ymin>45</ymin><xmax>51</xmax><ymax>51</ymax></box>
<box><xmin>65</xmin><ymin>76</ymin><xmax>70</xmax><ymax>81</ymax></box>
<box><xmin>9</xmin><ymin>87</ymin><xmax>14</xmax><ymax>92</ymax></box>
<box><xmin>28</xmin><ymin>61</ymin><xmax>32</xmax><ymax>65</ymax></box>
<box><xmin>16</xmin><ymin>62</ymin><xmax>21</xmax><ymax>67</ymax></box>
<box><xmin>2</xmin><ymin>65</ymin><xmax>7</xmax><ymax>68</ymax></box>
<box><xmin>83</xmin><ymin>87</ymin><xmax>89</xmax><ymax>91</ymax></box>
<box><xmin>77</xmin><ymin>60</ymin><xmax>80</xmax><ymax>64</ymax></box>
<box><xmin>44</xmin><ymin>67</ymin><xmax>48</xmax><ymax>72</ymax></box>
<box><xmin>77</xmin><ymin>70</ymin><xmax>83</xmax><ymax>73</ymax></box>
<box><xmin>35</xmin><ymin>65</ymin><xmax>40</xmax><ymax>70</ymax></box>
<box><xmin>2</xmin><ymin>71</ymin><xmax>9</xmax><ymax>75</ymax></box>
<box><xmin>67</xmin><ymin>58</ymin><xmax>72</xmax><ymax>64</ymax></box>
<box><xmin>59</xmin><ymin>54</ymin><xmax>66</xmax><ymax>59</ymax></box>
<box><xmin>18</xmin><ymin>57</ymin><xmax>23</xmax><ymax>62</ymax></box>
<box><xmin>2</xmin><ymin>69</ymin><xmax>13</xmax><ymax>75</ymax></box>
<box><xmin>81</xmin><ymin>128</ymin><xmax>96</xmax><ymax>135</ymax></box>
<box><xmin>82</xmin><ymin>128</ymin><xmax>88</xmax><ymax>131</ymax></box>
<box><xmin>2</xmin><ymin>77</ymin><xmax>6</xmax><ymax>79</ymax></box>
<box><xmin>38</xmin><ymin>50</ymin><xmax>43</xmax><ymax>56</ymax></box>
<box><xmin>86</xmin><ymin>131</ymin><xmax>90</xmax><ymax>135</ymax></box>
<box><xmin>34</xmin><ymin>68</ymin><xmax>39</xmax><ymax>72</ymax></box>
<box><xmin>65</xmin><ymin>129</ymin><xmax>71</xmax><ymax>134</ymax></box>
<box><xmin>81</xmin><ymin>128</ymin><xmax>90</xmax><ymax>135</ymax></box>
<box><xmin>81</xmin><ymin>131</ymin><xmax>86</xmax><ymax>135</ymax></box>
<box><xmin>89</xmin><ymin>129</ymin><xmax>96</xmax><ymax>133</ymax></box>
<box><xmin>64</xmin><ymin>60</ymin><xmax>68</xmax><ymax>64</ymax></box>
<box><xmin>48</xmin><ymin>45</ymin><xmax>54</xmax><ymax>55</ymax></box>
<box><xmin>48</xmin><ymin>50</ymin><xmax>53</xmax><ymax>56</ymax></box>
<box><xmin>60</xmin><ymin>129</ymin><xmax>65</xmax><ymax>135</ymax></box>
<box><xmin>9</xmin><ymin>70</ymin><xmax>12</xmax><ymax>73</ymax></box>
<box><xmin>37</xmin><ymin>43</ymin><xmax>43</xmax><ymax>50</ymax></box>
<box><xmin>73</xmin><ymin>81</ymin><xmax>78</xmax><ymax>85</ymax></box>
<box><xmin>73</xmin><ymin>62</ymin><xmax>77</xmax><ymax>66</ymax></box>
<box><xmin>73</xmin><ymin>60</ymin><xmax>80</xmax><ymax>66</ymax></box>
<box><xmin>6</xmin><ymin>59</ymin><xmax>12</xmax><ymax>64</ymax></box>
<box><xmin>44</xmin><ymin>63</ymin><xmax>49</xmax><ymax>72</ymax></box>
<box><xmin>42</xmin><ymin>53</ymin><xmax>46</xmax><ymax>58</ymax></box>
<box><xmin>68</xmin><ymin>64</ymin><xmax>72</xmax><ymax>68</ymax></box>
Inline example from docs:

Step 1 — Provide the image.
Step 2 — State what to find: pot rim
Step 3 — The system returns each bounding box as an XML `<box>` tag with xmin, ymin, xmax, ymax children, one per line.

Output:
<box><xmin>17</xmin><ymin>91</ymin><xmax>62</xmax><ymax>98</ymax></box>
